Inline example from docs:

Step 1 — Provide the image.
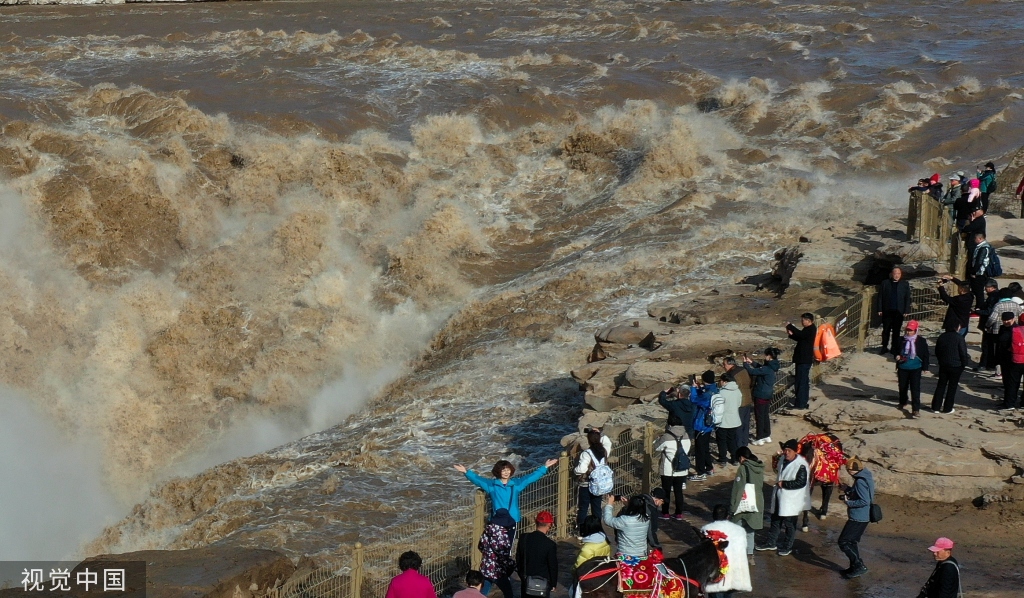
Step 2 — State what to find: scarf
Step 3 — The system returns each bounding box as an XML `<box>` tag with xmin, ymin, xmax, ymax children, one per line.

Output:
<box><xmin>903</xmin><ymin>334</ymin><xmax>918</xmax><ymax>360</ymax></box>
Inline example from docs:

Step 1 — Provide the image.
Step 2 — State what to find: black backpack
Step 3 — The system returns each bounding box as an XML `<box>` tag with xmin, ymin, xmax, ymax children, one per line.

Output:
<box><xmin>666</xmin><ymin>430</ymin><xmax>691</xmax><ymax>472</ymax></box>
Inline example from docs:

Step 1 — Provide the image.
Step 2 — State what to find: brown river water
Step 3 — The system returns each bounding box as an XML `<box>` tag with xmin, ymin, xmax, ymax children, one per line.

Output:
<box><xmin>0</xmin><ymin>0</ymin><xmax>1022</xmax><ymax>582</ymax></box>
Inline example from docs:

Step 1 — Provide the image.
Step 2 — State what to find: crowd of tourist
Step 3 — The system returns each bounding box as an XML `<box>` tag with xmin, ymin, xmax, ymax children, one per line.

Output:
<box><xmin>378</xmin><ymin>167</ymin><xmax>1024</xmax><ymax>598</ymax></box>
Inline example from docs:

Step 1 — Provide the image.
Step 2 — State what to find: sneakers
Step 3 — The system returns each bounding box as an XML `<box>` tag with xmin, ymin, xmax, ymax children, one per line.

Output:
<box><xmin>777</xmin><ymin>549</ymin><xmax>792</xmax><ymax>557</ymax></box>
<box><xmin>673</xmin><ymin>514</ymin><xmax>684</xmax><ymax>520</ymax></box>
<box><xmin>843</xmin><ymin>564</ymin><xmax>869</xmax><ymax>579</ymax></box>
<box><xmin>659</xmin><ymin>513</ymin><xmax>671</xmax><ymax>520</ymax></box>
<box><xmin>754</xmin><ymin>544</ymin><xmax>777</xmax><ymax>552</ymax></box>
<box><xmin>759</xmin><ymin>436</ymin><xmax>771</xmax><ymax>445</ymax></box>
<box><xmin>819</xmin><ymin>513</ymin><xmax>828</xmax><ymax>520</ymax></box>
<box><xmin>690</xmin><ymin>474</ymin><xmax>707</xmax><ymax>482</ymax></box>
<box><xmin>801</xmin><ymin>525</ymin><xmax>810</xmax><ymax>533</ymax></box>
<box><xmin>944</xmin><ymin>409</ymin><xmax>956</xmax><ymax>414</ymax></box>
<box><xmin>912</xmin><ymin>411</ymin><xmax>921</xmax><ymax>419</ymax></box>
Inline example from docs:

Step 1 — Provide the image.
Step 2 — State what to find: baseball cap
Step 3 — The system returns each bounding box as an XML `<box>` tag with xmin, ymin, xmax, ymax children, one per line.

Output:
<box><xmin>1002</xmin><ymin>311</ymin><xmax>1016</xmax><ymax>321</ymax></box>
<box><xmin>535</xmin><ymin>511</ymin><xmax>554</xmax><ymax>525</ymax></box>
<box><xmin>928</xmin><ymin>537</ymin><xmax>954</xmax><ymax>552</ymax></box>
<box><xmin>906</xmin><ymin>320</ymin><xmax>919</xmax><ymax>331</ymax></box>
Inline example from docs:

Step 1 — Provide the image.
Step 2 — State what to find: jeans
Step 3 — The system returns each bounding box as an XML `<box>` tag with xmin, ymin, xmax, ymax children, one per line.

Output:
<box><xmin>838</xmin><ymin>520</ymin><xmax>869</xmax><ymax>569</ymax></box>
<box><xmin>694</xmin><ymin>432</ymin><xmax>713</xmax><ymax>474</ymax></box>
<box><xmin>738</xmin><ymin>519</ymin><xmax>756</xmax><ymax>555</ymax></box>
<box><xmin>576</xmin><ymin>486</ymin><xmax>603</xmax><ymax>530</ymax></box>
<box><xmin>660</xmin><ymin>475</ymin><xmax>685</xmax><ymax>514</ymax></box>
<box><xmin>897</xmin><ymin>367</ymin><xmax>923</xmax><ymax>412</ymax></box>
<box><xmin>764</xmin><ymin>513</ymin><xmax>798</xmax><ymax>552</ymax></box>
<box><xmin>737</xmin><ymin>405</ymin><xmax>752</xmax><ymax>447</ymax></box>
<box><xmin>754</xmin><ymin>400</ymin><xmax>771</xmax><ymax>439</ymax></box>
<box><xmin>932</xmin><ymin>365</ymin><xmax>965</xmax><ymax>413</ymax></box>
<box><xmin>716</xmin><ymin>426</ymin><xmax>739</xmax><ymax>464</ymax></box>
<box><xmin>793</xmin><ymin>363</ymin><xmax>812</xmax><ymax>409</ymax></box>
<box><xmin>880</xmin><ymin>309</ymin><xmax>904</xmax><ymax>355</ymax></box>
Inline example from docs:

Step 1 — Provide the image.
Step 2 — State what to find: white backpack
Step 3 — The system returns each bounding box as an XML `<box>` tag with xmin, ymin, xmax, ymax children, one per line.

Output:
<box><xmin>586</xmin><ymin>450</ymin><xmax>615</xmax><ymax>495</ymax></box>
<box><xmin>710</xmin><ymin>393</ymin><xmax>726</xmax><ymax>427</ymax></box>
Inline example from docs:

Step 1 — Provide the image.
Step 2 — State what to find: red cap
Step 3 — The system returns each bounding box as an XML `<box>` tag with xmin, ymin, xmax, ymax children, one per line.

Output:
<box><xmin>906</xmin><ymin>320</ymin><xmax>919</xmax><ymax>331</ymax></box>
<box><xmin>535</xmin><ymin>511</ymin><xmax>554</xmax><ymax>525</ymax></box>
<box><xmin>930</xmin><ymin>173</ymin><xmax>940</xmax><ymax>184</ymax></box>
<box><xmin>928</xmin><ymin>537</ymin><xmax>954</xmax><ymax>552</ymax></box>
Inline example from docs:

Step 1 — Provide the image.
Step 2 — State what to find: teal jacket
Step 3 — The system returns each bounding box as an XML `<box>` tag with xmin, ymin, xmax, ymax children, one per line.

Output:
<box><xmin>979</xmin><ymin>169</ymin><xmax>996</xmax><ymax>194</ymax></box>
<box><xmin>465</xmin><ymin>466</ymin><xmax>549</xmax><ymax>522</ymax></box>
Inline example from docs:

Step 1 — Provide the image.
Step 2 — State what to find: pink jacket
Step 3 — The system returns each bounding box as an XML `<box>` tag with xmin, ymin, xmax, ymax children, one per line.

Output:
<box><xmin>385</xmin><ymin>570</ymin><xmax>437</xmax><ymax>598</ymax></box>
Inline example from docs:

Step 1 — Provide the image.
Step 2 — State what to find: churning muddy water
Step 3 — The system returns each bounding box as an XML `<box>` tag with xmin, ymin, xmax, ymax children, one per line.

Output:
<box><xmin>1</xmin><ymin>0</ymin><xmax>1022</xmax><ymax>571</ymax></box>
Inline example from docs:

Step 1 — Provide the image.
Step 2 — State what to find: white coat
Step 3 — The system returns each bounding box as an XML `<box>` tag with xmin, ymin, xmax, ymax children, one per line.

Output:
<box><xmin>768</xmin><ymin>454</ymin><xmax>811</xmax><ymax>517</ymax></box>
<box><xmin>575</xmin><ymin>435</ymin><xmax>614</xmax><ymax>486</ymax></box>
<box><xmin>654</xmin><ymin>429</ymin><xmax>691</xmax><ymax>477</ymax></box>
<box><xmin>701</xmin><ymin>520</ymin><xmax>751</xmax><ymax>593</ymax></box>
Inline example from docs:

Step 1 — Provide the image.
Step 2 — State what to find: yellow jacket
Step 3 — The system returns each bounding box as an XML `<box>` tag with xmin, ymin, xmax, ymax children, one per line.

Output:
<box><xmin>574</xmin><ymin>534</ymin><xmax>612</xmax><ymax>568</ymax></box>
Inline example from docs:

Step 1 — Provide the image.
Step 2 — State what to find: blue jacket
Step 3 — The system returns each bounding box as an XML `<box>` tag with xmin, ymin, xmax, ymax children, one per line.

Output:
<box><xmin>845</xmin><ymin>469</ymin><xmax>875</xmax><ymax>523</ymax></box>
<box><xmin>465</xmin><ymin>466</ymin><xmax>549</xmax><ymax>522</ymax></box>
<box><xmin>743</xmin><ymin>359</ymin><xmax>780</xmax><ymax>401</ymax></box>
<box><xmin>689</xmin><ymin>383</ymin><xmax>717</xmax><ymax>434</ymax></box>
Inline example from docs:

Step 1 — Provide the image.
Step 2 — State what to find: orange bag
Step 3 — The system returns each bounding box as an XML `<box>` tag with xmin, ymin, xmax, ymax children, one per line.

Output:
<box><xmin>813</xmin><ymin>323</ymin><xmax>842</xmax><ymax>362</ymax></box>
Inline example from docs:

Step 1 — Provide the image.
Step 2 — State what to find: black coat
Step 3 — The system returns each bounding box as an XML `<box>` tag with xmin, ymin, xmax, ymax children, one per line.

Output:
<box><xmin>935</xmin><ymin>330</ymin><xmax>970</xmax><ymax>369</ymax></box>
<box><xmin>516</xmin><ymin>530</ymin><xmax>558</xmax><ymax>588</ymax></box>
<box><xmin>938</xmin><ymin>284</ymin><xmax>973</xmax><ymax>331</ymax></box>
<box><xmin>962</xmin><ymin>216</ymin><xmax>986</xmax><ymax>259</ymax></box>
<box><xmin>658</xmin><ymin>391</ymin><xmax>695</xmax><ymax>438</ymax></box>
<box><xmin>787</xmin><ymin>323</ymin><xmax>817</xmax><ymax>365</ymax></box>
<box><xmin>917</xmin><ymin>557</ymin><xmax>960</xmax><ymax>598</ymax></box>
<box><xmin>996</xmin><ymin>324</ymin><xmax>1015</xmax><ymax>366</ymax></box>
<box><xmin>878</xmin><ymin>278</ymin><xmax>911</xmax><ymax>315</ymax></box>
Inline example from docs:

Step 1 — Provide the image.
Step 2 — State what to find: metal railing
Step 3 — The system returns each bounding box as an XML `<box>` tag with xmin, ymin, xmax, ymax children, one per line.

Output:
<box><xmin>271</xmin><ymin>426</ymin><xmax>660</xmax><ymax>598</ymax></box>
<box><xmin>275</xmin><ymin>284</ymin><xmax>949</xmax><ymax>598</ymax></box>
<box><xmin>907</xmin><ymin>190</ymin><xmax>967</xmax><ymax>276</ymax></box>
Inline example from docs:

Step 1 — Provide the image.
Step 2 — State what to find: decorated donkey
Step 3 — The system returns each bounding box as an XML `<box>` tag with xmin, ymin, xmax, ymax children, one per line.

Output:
<box><xmin>576</xmin><ymin>532</ymin><xmax>728</xmax><ymax>598</ymax></box>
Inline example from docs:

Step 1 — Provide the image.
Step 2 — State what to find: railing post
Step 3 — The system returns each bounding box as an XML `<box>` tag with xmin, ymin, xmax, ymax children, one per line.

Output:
<box><xmin>907</xmin><ymin>191</ymin><xmax>921</xmax><ymax>240</ymax></box>
<box><xmin>857</xmin><ymin>287</ymin><xmax>875</xmax><ymax>352</ymax></box>
<box><xmin>641</xmin><ymin>422</ymin><xmax>653</xmax><ymax>495</ymax></box>
<box><xmin>556</xmin><ymin>451</ymin><xmax>570</xmax><ymax>540</ymax></box>
<box><xmin>352</xmin><ymin>543</ymin><xmax>364</xmax><ymax>598</ymax></box>
<box><xmin>471</xmin><ymin>490</ymin><xmax>485</xmax><ymax>569</ymax></box>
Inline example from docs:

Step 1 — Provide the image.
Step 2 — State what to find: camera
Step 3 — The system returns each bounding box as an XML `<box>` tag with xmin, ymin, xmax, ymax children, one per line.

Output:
<box><xmin>839</xmin><ymin>493</ymin><xmax>847</xmax><ymax>502</ymax></box>
<box><xmin>613</xmin><ymin>494</ymin><xmax>625</xmax><ymax>502</ymax></box>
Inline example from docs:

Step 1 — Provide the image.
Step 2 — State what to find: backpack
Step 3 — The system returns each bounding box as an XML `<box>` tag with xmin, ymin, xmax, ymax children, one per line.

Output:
<box><xmin>987</xmin><ymin>247</ymin><xmax>1003</xmax><ymax>277</ymax></box>
<box><xmin>709</xmin><ymin>393</ymin><xmax>726</xmax><ymax>427</ymax></box>
<box><xmin>586</xmin><ymin>450</ymin><xmax>614</xmax><ymax>495</ymax></box>
<box><xmin>666</xmin><ymin>430</ymin><xmax>691</xmax><ymax>473</ymax></box>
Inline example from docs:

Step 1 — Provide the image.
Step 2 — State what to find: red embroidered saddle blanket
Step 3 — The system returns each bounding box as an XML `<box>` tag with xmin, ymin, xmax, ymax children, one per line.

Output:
<box><xmin>615</xmin><ymin>552</ymin><xmax>684</xmax><ymax>598</ymax></box>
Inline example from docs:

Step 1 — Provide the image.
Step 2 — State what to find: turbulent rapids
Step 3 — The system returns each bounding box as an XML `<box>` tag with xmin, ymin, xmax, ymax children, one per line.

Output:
<box><xmin>0</xmin><ymin>0</ymin><xmax>1022</xmax><ymax>561</ymax></box>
